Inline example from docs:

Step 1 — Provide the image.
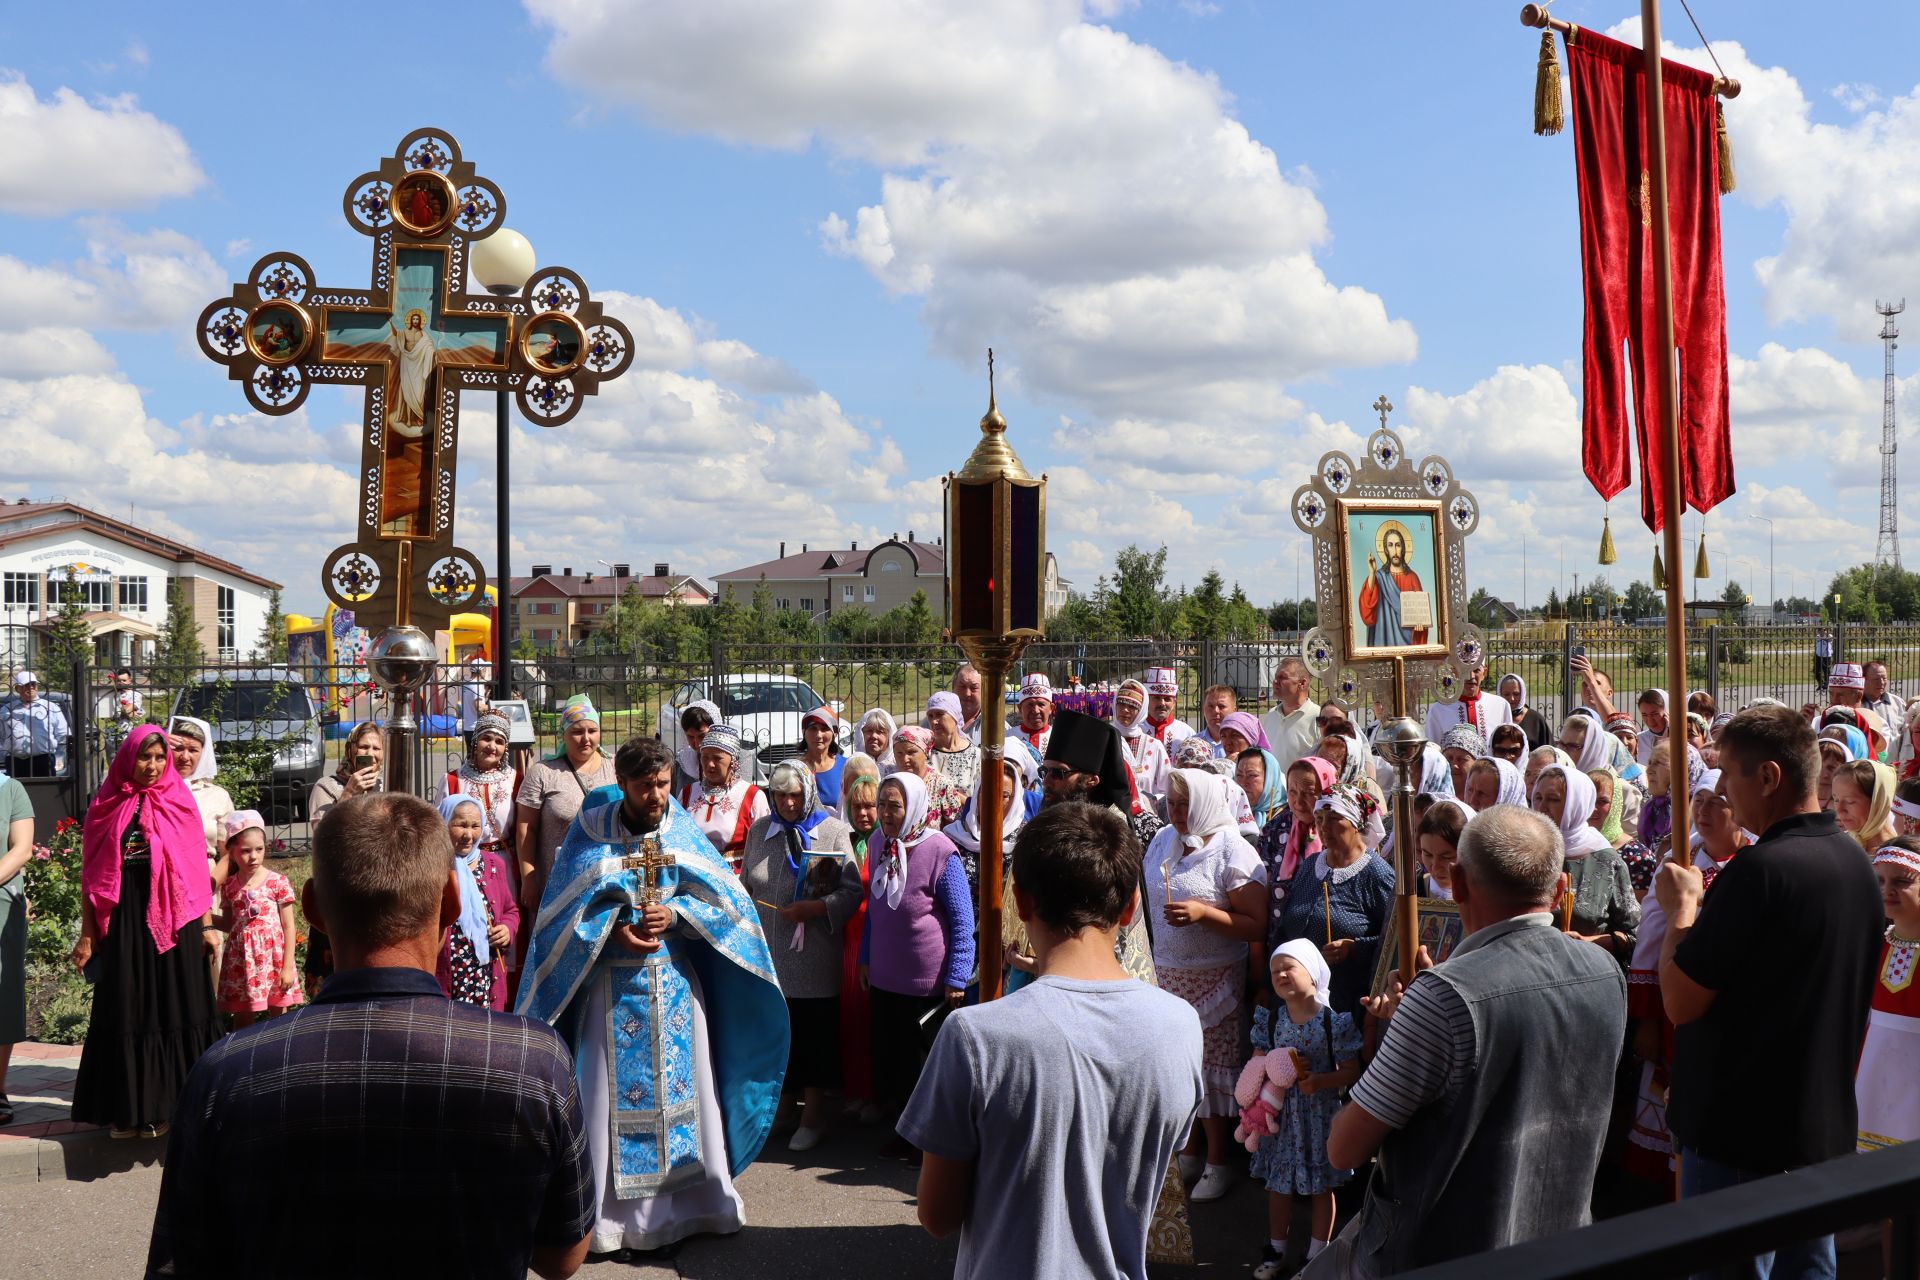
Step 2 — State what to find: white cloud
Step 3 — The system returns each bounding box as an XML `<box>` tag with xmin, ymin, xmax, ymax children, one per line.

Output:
<box><xmin>1831</xmin><ymin>82</ymin><xmax>1880</xmax><ymax>113</ymax></box>
<box><xmin>0</xmin><ymin>327</ymin><xmax>117</xmax><ymax>379</ymax></box>
<box><xmin>0</xmin><ymin>72</ymin><xmax>202</xmax><ymax>216</ymax></box>
<box><xmin>0</xmin><ymin>224</ymin><xmax>224</xmax><ymax>335</ymax></box>
<box><xmin>1606</xmin><ymin>20</ymin><xmax>1920</xmax><ymax>338</ymax></box>
<box><xmin>532</xmin><ymin>0</ymin><xmax>1415</xmax><ymax>463</ymax></box>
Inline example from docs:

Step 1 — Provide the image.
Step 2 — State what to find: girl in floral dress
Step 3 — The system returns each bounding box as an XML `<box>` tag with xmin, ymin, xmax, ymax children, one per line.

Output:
<box><xmin>1250</xmin><ymin>939</ymin><xmax>1363</xmax><ymax>1279</ymax></box>
<box><xmin>434</xmin><ymin>795</ymin><xmax>519</xmax><ymax>1009</ymax></box>
<box><xmin>213</xmin><ymin>811</ymin><xmax>301</xmax><ymax>1027</ymax></box>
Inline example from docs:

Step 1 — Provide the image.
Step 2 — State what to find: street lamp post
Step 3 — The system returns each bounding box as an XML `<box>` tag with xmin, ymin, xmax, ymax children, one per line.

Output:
<box><xmin>1752</xmin><ymin>516</ymin><xmax>1774</xmax><ymax>619</ymax></box>
<box><xmin>471</xmin><ymin>227</ymin><xmax>537</xmax><ymax>703</ymax></box>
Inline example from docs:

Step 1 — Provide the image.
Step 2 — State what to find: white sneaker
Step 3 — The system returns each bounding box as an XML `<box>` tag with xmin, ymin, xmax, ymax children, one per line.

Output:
<box><xmin>1176</xmin><ymin>1153</ymin><xmax>1204</xmax><ymax>1186</ymax></box>
<box><xmin>787</xmin><ymin>1124</ymin><xmax>826</xmax><ymax>1153</ymax></box>
<box><xmin>1188</xmin><ymin>1163</ymin><xmax>1234</xmax><ymax>1203</ymax></box>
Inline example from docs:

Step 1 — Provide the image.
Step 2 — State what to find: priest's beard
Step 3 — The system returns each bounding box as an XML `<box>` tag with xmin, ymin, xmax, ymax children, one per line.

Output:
<box><xmin>619</xmin><ymin>802</ymin><xmax>663</xmax><ymax>835</ymax></box>
<box><xmin>1043</xmin><ymin>778</ymin><xmax>1101</xmax><ymax>808</ymax></box>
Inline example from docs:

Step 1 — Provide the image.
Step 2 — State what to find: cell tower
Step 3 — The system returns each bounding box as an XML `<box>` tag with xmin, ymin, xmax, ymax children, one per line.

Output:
<box><xmin>1877</xmin><ymin>299</ymin><xmax>1905</xmax><ymax>570</ymax></box>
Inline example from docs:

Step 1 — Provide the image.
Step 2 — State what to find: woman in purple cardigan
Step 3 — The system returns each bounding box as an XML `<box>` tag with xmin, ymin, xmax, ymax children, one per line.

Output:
<box><xmin>857</xmin><ymin>772</ymin><xmax>975</xmax><ymax>1162</ymax></box>
<box><xmin>435</xmin><ymin>794</ymin><xmax>521</xmax><ymax>1010</ymax></box>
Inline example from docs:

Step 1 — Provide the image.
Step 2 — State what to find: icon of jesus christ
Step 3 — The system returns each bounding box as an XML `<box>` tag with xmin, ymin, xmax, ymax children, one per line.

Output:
<box><xmin>1357</xmin><ymin>524</ymin><xmax>1427</xmax><ymax>646</ymax></box>
<box><xmin>381</xmin><ymin>309</ymin><xmax>436</xmax><ymax>531</ymax></box>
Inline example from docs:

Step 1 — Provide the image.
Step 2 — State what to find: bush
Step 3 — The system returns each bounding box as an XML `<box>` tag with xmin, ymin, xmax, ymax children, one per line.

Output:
<box><xmin>27</xmin><ymin>962</ymin><xmax>92</xmax><ymax>1045</ymax></box>
<box><xmin>1687</xmin><ymin>656</ymin><xmax>1707</xmax><ymax>683</ymax></box>
<box><xmin>23</xmin><ymin>816</ymin><xmax>84</xmax><ymax>966</ymax></box>
<box><xmin>1631</xmin><ymin>636</ymin><xmax>1661</xmax><ymax>671</ymax></box>
<box><xmin>1725</xmin><ymin>640</ymin><xmax>1749</xmax><ymax>665</ymax></box>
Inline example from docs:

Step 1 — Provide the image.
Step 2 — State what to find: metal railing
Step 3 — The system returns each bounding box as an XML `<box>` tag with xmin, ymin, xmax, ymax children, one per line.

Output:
<box><xmin>1400</xmin><ymin>1143</ymin><xmax>1920</xmax><ymax>1279</ymax></box>
<box><xmin>27</xmin><ymin>622</ymin><xmax>1920</xmax><ymax>850</ymax></box>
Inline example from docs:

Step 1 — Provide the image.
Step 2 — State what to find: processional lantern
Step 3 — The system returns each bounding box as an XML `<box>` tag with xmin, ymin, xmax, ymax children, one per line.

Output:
<box><xmin>193</xmin><ymin>127</ymin><xmax>634</xmax><ymax>792</ymax></box>
<box><xmin>945</xmin><ymin>349</ymin><xmax>1046</xmax><ymax>1002</ymax></box>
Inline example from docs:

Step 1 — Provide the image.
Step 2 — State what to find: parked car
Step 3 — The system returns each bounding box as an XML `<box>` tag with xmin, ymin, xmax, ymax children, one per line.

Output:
<box><xmin>170</xmin><ymin>667</ymin><xmax>324</xmax><ymax>820</ymax></box>
<box><xmin>655</xmin><ymin>675</ymin><xmax>851</xmax><ymax>782</ymax></box>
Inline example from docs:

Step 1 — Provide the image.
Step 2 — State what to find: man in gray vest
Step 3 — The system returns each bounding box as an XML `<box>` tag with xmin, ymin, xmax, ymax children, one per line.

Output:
<box><xmin>1305</xmin><ymin>806</ymin><xmax>1627</xmax><ymax>1278</ymax></box>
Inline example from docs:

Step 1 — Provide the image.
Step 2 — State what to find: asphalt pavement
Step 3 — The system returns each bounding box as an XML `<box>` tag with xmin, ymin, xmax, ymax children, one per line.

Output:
<box><xmin>2</xmin><ymin>1120</ymin><xmax>1257</xmax><ymax>1278</ymax></box>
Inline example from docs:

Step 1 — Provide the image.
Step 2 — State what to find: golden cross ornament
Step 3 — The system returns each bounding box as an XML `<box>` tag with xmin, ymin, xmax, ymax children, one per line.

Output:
<box><xmin>622</xmin><ymin>834</ymin><xmax>677</xmax><ymax>907</ymax></box>
<box><xmin>194</xmin><ymin>127</ymin><xmax>635</xmax><ymax>633</ymax></box>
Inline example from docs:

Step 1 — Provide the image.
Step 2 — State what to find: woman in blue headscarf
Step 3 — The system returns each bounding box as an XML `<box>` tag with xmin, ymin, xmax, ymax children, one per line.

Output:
<box><xmin>739</xmin><ymin>761</ymin><xmax>862</xmax><ymax>1151</ymax></box>
<box><xmin>433</xmin><ymin>793</ymin><xmax>519</xmax><ymax>1010</ymax></box>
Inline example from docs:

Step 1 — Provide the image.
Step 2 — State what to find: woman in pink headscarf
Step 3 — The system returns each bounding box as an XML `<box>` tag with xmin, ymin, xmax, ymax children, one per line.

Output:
<box><xmin>1256</xmin><ymin>756</ymin><xmax>1338</xmax><ymax>984</ymax></box>
<box><xmin>70</xmin><ymin>725</ymin><xmax>218</xmax><ymax>1139</ymax></box>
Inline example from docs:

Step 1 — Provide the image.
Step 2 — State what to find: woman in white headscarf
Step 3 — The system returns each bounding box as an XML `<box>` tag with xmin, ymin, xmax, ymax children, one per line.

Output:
<box><xmin>672</xmin><ymin>698</ymin><xmax>722</xmax><ymax>795</ymax></box>
<box><xmin>1530</xmin><ymin>764</ymin><xmax>1639</xmax><ymax>962</ymax></box>
<box><xmin>1415</xmin><ymin>797</ymin><xmax>1476</xmax><ymax>900</ymax></box>
<box><xmin>858</xmin><ymin>709</ymin><xmax>897</xmax><ymax>777</ymax></box>
<box><xmin>1143</xmin><ymin>768</ymin><xmax>1267</xmax><ymax>1205</ymax></box>
<box><xmin>1112</xmin><ymin>678</ymin><xmax>1171</xmax><ymax>808</ymax></box>
<box><xmin>167</xmin><ymin>716</ymin><xmax>235</xmax><ymax>875</ymax></box>
<box><xmin>1278</xmin><ymin>783</ymin><xmax>1393</xmax><ymax>1015</ymax></box>
<box><xmin>943</xmin><ymin>739</ymin><xmax>1035</xmax><ymax>899</ymax></box>
<box><xmin>857</xmin><ymin>772</ymin><xmax>974</xmax><ymax>1159</ymax></box>
<box><xmin>1461</xmin><ymin>756</ymin><xmax>1528</xmax><ymax>812</ymax></box>
<box><xmin>1558</xmin><ymin>712</ymin><xmax>1614</xmax><ymax>776</ymax></box>
<box><xmin>1498</xmin><ymin>672</ymin><xmax>1552</xmax><ymax>747</ymax></box>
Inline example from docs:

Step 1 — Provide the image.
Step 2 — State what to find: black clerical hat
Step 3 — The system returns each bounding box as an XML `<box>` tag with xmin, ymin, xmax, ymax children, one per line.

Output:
<box><xmin>1045</xmin><ymin>708</ymin><xmax>1132</xmax><ymax>811</ymax></box>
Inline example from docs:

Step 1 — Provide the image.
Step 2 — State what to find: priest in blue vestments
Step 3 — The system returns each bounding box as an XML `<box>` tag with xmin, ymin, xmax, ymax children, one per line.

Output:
<box><xmin>519</xmin><ymin>735</ymin><xmax>787</xmax><ymax>1254</ymax></box>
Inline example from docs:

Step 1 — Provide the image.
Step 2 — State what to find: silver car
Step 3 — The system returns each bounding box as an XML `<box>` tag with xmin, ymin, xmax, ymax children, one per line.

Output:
<box><xmin>656</xmin><ymin>675</ymin><xmax>850</xmax><ymax>782</ymax></box>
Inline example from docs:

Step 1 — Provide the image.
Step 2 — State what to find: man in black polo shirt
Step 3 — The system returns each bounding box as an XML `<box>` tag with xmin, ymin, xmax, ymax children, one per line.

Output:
<box><xmin>1656</xmin><ymin>704</ymin><xmax>1883</xmax><ymax>1280</ymax></box>
<box><xmin>146</xmin><ymin>793</ymin><xmax>595</xmax><ymax>1279</ymax></box>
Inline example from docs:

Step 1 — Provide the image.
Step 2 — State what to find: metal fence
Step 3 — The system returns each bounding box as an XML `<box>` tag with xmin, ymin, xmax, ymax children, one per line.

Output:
<box><xmin>21</xmin><ymin>622</ymin><xmax>1920</xmax><ymax>853</ymax></box>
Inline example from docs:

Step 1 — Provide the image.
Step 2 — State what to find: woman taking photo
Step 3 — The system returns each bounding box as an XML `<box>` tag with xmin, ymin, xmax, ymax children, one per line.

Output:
<box><xmin>1144</xmin><ymin>768</ymin><xmax>1267</xmax><ymax>1204</ymax></box>
<box><xmin>741</xmin><ymin>763</ymin><xmax>861</xmax><ymax>1151</ymax></box>
<box><xmin>71</xmin><ymin>727</ymin><xmax>218</xmax><ymax>1139</ymax></box>
<box><xmin>514</xmin><ymin>696</ymin><xmax>615</xmax><ymax>916</ymax></box>
<box><xmin>1277</xmin><ymin>782</ymin><xmax>1394</xmax><ymax>1016</ymax></box>
<box><xmin>307</xmin><ymin>721</ymin><xmax>383</xmax><ymax>825</ymax></box>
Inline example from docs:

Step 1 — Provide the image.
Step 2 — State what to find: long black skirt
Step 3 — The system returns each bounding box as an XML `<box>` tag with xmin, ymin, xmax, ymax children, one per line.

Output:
<box><xmin>71</xmin><ymin>859</ymin><xmax>219</xmax><ymax>1130</ymax></box>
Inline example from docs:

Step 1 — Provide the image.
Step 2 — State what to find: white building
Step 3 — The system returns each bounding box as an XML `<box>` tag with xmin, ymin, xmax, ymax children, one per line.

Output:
<box><xmin>0</xmin><ymin>500</ymin><xmax>282</xmax><ymax>670</ymax></box>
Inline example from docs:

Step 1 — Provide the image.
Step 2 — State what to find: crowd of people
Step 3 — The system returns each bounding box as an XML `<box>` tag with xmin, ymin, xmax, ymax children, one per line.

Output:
<box><xmin>0</xmin><ymin>651</ymin><xmax>1912</xmax><ymax>1279</ymax></box>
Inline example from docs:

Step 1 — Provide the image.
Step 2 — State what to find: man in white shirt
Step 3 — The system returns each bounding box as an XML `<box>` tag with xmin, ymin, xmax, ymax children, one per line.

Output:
<box><xmin>1261</xmin><ymin>657</ymin><xmax>1320</xmax><ymax>771</ymax></box>
<box><xmin>1862</xmin><ymin>660</ymin><xmax>1908</xmax><ymax>765</ymax></box>
<box><xmin>953</xmin><ymin>663</ymin><xmax>984</xmax><ymax>743</ymax></box>
<box><xmin>1142</xmin><ymin>667</ymin><xmax>1195</xmax><ymax>749</ymax></box>
<box><xmin>457</xmin><ymin>657</ymin><xmax>492</xmax><ymax>732</ymax></box>
<box><xmin>1422</xmin><ymin>665</ymin><xmax>1511</xmax><ymax>743</ymax></box>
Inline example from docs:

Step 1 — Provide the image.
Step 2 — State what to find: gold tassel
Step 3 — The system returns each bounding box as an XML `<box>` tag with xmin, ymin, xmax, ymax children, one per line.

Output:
<box><xmin>1598</xmin><ymin>509</ymin><xmax>1617</xmax><ymax>565</ymax></box>
<box><xmin>1694</xmin><ymin>530</ymin><xmax>1711</xmax><ymax>579</ymax></box>
<box><xmin>1652</xmin><ymin>547</ymin><xmax>1666</xmax><ymax>591</ymax></box>
<box><xmin>1534</xmin><ymin>29</ymin><xmax>1565</xmax><ymax>136</ymax></box>
<box><xmin>1716</xmin><ymin>101</ymin><xmax>1736</xmax><ymax>194</ymax></box>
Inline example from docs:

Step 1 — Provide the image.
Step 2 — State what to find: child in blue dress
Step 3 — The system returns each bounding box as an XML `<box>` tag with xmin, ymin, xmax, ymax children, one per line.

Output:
<box><xmin>1249</xmin><ymin>938</ymin><xmax>1363</xmax><ymax>1280</ymax></box>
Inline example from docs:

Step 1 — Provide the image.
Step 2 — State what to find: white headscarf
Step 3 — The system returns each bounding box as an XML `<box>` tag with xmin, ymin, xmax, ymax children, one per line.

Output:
<box><xmin>1417</xmin><ymin>742</ymin><xmax>1455</xmax><ymax>797</ymax></box>
<box><xmin>1533</xmin><ymin>763</ymin><xmax>1614</xmax><ymax>858</ymax></box>
<box><xmin>1270</xmin><ymin>938</ymin><xmax>1333</xmax><ymax>1012</ymax></box>
<box><xmin>872</xmin><ymin>772</ymin><xmax>934</xmax><ymax>910</ymax></box>
<box><xmin>676</xmin><ymin>699</ymin><xmax>722</xmax><ymax>779</ymax></box>
<box><xmin>1113</xmin><ymin>679</ymin><xmax>1150</xmax><ymax>741</ymax></box>
<box><xmin>1490</xmin><ymin>757</ymin><xmax>1528</xmax><ymax>807</ymax></box>
<box><xmin>1498</xmin><ymin>673</ymin><xmax>1528</xmax><ymax>709</ymax></box>
<box><xmin>1172</xmin><ymin>767</ymin><xmax>1236</xmax><ymax>850</ymax></box>
<box><xmin>1563</xmin><ymin>715</ymin><xmax>1613</xmax><ymax>775</ymax></box>
<box><xmin>945</xmin><ymin>742</ymin><xmax>1030</xmax><ymax>853</ymax></box>
<box><xmin>168</xmin><ymin>715</ymin><xmax>219</xmax><ymax>783</ymax></box>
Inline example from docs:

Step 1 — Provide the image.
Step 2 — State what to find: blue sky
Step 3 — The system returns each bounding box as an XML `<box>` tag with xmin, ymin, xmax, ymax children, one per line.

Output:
<box><xmin>4</xmin><ymin>0</ymin><xmax>1917</xmax><ymax>618</ymax></box>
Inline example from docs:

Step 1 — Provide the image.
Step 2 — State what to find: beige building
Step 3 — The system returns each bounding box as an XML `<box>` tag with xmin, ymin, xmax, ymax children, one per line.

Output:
<box><xmin>714</xmin><ymin>536</ymin><xmax>946</xmax><ymax>619</ymax></box>
<box><xmin>510</xmin><ymin>562</ymin><xmax>713</xmax><ymax>651</ymax></box>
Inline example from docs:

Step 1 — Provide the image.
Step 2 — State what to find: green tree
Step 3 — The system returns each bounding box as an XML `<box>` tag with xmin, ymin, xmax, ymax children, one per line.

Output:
<box><xmin>1622</xmin><ymin>579</ymin><xmax>1661</xmax><ymax>621</ymax></box>
<box><xmin>1466</xmin><ymin>587</ymin><xmax>1501</xmax><ymax>629</ymax></box>
<box><xmin>153</xmin><ymin>580</ymin><xmax>206</xmax><ymax>701</ymax></box>
<box><xmin>1775</xmin><ymin>594</ymin><xmax>1817</xmax><ymax>617</ymax></box>
<box><xmin>1720</xmin><ymin>579</ymin><xmax>1748</xmax><ymax>605</ymax></box>
<box><xmin>253</xmin><ymin>588</ymin><xmax>288</xmax><ymax>663</ymax></box>
<box><xmin>1109</xmin><ymin>545</ymin><xmax>1170</xmax><ymax>637</ymax></box>
<box><xmin>42</xmin><ymin>569</ymin><xmax>95</xmax><ymax>695</ymax></box>
<box><xmin>1266</xmin><ymin>598</ymin><xmax>1317</xmax><ymax>633</ymax></box>
<box><xmin>1185</xmin><ymin>570</ymin><xmax>1229</xmax><ymax>641</ymax></box>
<box><xmin>1544</xmin><ymin>588</ymin><xmax>1562</xmax><ymax>619</ymax></box>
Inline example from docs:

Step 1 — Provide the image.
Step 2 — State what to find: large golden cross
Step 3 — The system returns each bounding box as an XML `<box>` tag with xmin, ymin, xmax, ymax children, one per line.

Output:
<box><xmin>621</xmin><ymin>835</ymin><xmax>678</xmax><ymax>907</ymax></box>
<box><xmin>194</xmin><ymin>128</ymin><xmax>636</xmax><ymax>634</ymax></box>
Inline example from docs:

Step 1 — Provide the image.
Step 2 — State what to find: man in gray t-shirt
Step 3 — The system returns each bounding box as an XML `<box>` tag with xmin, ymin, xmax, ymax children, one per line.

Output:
<box><xmin>899</xmin><ymin>803</ymin><xmax>1203</xmax><ymax>1280</ymax></box>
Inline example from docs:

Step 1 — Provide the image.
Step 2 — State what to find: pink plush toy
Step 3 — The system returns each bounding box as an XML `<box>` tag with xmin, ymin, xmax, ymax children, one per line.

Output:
<box><xmin>1232</xmin><ymin>1046</ymin><xmax>1307</xmax><ymax>1152</ymax></box>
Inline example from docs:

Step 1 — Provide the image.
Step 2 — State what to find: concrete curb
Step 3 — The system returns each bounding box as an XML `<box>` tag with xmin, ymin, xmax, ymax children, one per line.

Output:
<box><xmin>0</xmin><ymin>1124</ymin><xmax>164</xmax><ymax>1184</ymax></box>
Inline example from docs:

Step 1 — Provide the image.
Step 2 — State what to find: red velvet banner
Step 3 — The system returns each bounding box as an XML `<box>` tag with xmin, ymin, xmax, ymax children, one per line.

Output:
<box><xmin>1567</xmin><ymin>28</ymin><xmax>1734</xmax><ymax>532</ymax></box>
